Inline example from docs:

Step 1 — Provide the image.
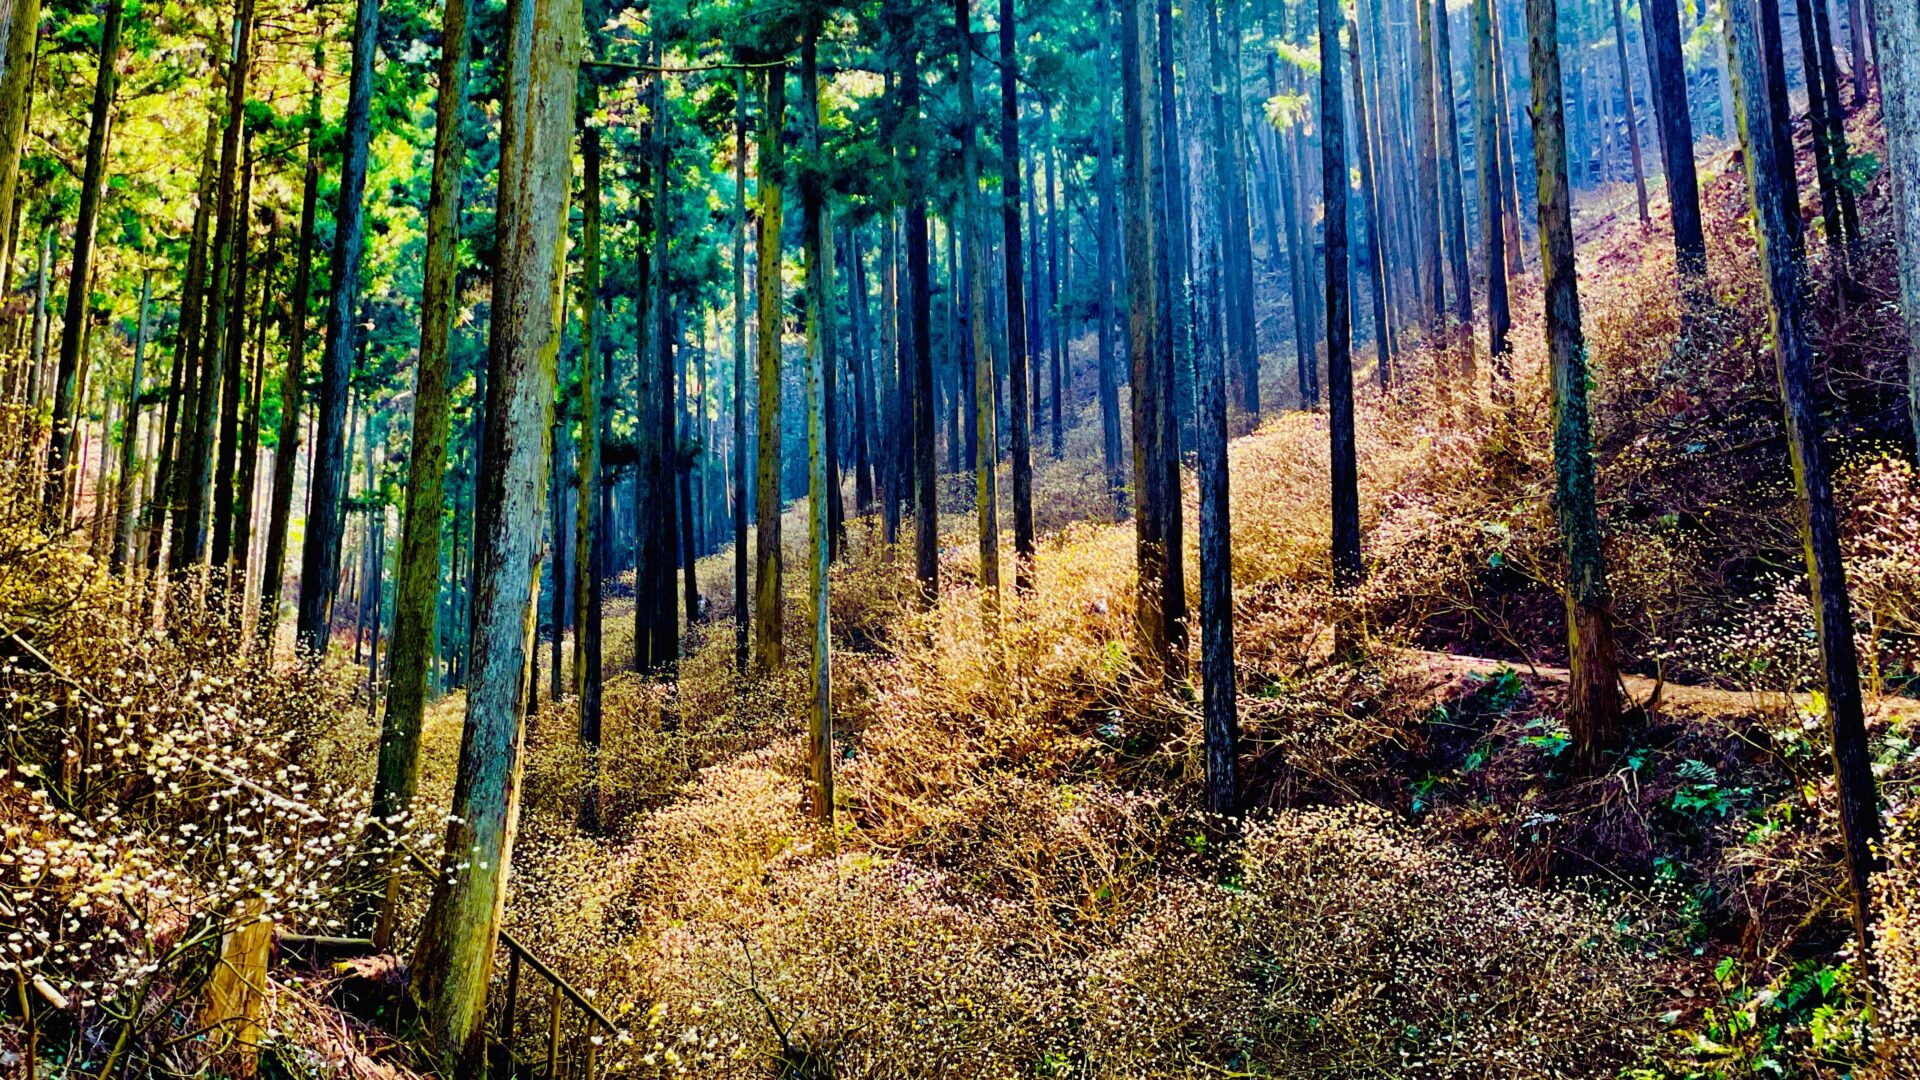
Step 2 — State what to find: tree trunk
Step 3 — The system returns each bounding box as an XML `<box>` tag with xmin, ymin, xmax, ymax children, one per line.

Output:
<box><xmin>1525</xmin><ymin>0</ymin><xmax>1624</xmax><ymax>761</ymax></box>
<box><xmin>732</xmin><ymin>66</ymin><xmax>751</xmax><ymax>669</ymax></box>
<box><xmin>1433</xmin><ymin>0</ymin><xmax>1475</xmax><ymax>375</ymax></box>
<box><xmin>1123</xmin><ymin>0</ymin><xmax>1177</xmax><ymax>674</ymax></box>
<box><xmin>1322</xmin><ymin>0</ymin><xmax>1362</xmax><ymax>612</ymax></box>
<box><xmin>1492</xmin><ymin>11</ymin><xmax>1527</xmax><ymax>278</ymax></box>
<box><xmin>296</xmin><ymin>0</ymin><xmax>379</xmax><ymax>656</ymax></box>
<box><xmin>211</xmin><ymin>135</ymin><xmax>256</xmax><ymax>576</ymax></box>
<box><xmin>998</xmin><ymin>0</ymin><xmax>1033</xmax><ymax>593</ymax></box>
<box><xmin>1474</xmin><ymin>0</ymin><xmax>1512</xmax><ymax>381</ymax></box>
<box><xmin>408</xmin><ymin>0</ymin><xmax>577</xmax><ymax>1067</ymax></box>
<box><xmin>1350</xmin><ymin>14</ymin><xmax>1395</xmax><ymax>388</ymax></box>
<box><xmin>376</xmin><ymin>0</ymin><xmax>469</xmax><ymax>839</ymax></box>
<box><xmin>1868</xmin><ymin>0</ymin><xmax>1920</xmax><ymax>451</ymax></box>
<box><xmin>232</xmin><ymin>219</ymin><xmax>275</xmax><ymax>592</ymax></box>
<box><xmin>1201</xmin><ymin>0</ymin><xmax>1240</xmax><ymax>817</ymax></box>
<box><xmin>257</xmin><ymin>77</ymin><xmax>323</xmax><ymax>642</ymax></box>
<box><xmin>574</xmin><ymin>79</ymin><xmax>605</xmax><ymax>779</ymax></box>
<box><xmin>800</xmin><ymin>12</ymin><xmax>835</xmax><ymax>825</ymax></box>
<box><xmin>43</xmin><ymin>0</ymin><xmax>123</xmax><ymax>520</ymax></box>
<box><xmin>109</xmin><ymin>270</ymin><xmax>150</xmax><ymax>574</ymax></box>
<box><xmin>955</xmin><ymin>0</ymin><xmax>1000</xmax><ymax>610</ymax></box>
<box><xmin>753</xmin><ymin>62</ymin><xmax>786</xmax><ymax>670</ymax></box>
<box><xmin>1611</xmin><ymin>0</ymin><xmax>1651</xmax><ymax>223</ymax></box>
<box><xmin>1726</xmin><ymin>0</ymin><xmax>1883</xmax><ymax>982</ymax></box>
<box><xmin>0</xmin><ymin>0</ymin><xmax>38</xmax><ymax>308</ymax></box>
<box><xmin>1096</xmin><ymin>0</ymin><xmax>1126</xmax><ymax>515</ymax></box>
<box><xmin>1413</xmin><ymin>0</ymin><xmax>1445</xmax><ymax>332</ymax></box>
<box><xmin>900</xmin><ymin>32</ymin><xmax>939</xmax><ymax>607</ymax></box>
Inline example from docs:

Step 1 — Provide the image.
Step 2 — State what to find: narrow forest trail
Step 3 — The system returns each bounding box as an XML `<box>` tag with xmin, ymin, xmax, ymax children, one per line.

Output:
<box><xmin>1409</xmin><ymin>647</ymin><xmax>1919</xmax><ymax>721</ymax></box>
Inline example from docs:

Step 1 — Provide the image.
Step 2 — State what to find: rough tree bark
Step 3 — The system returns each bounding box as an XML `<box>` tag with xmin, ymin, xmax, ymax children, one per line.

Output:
<box><xmin>999</xmin><ymin>0</ymin><xmax>1034</xmax><ymax>593</ymax></box>
<box><xmin>375</xmin><ymin>0</ymin><xmax>469</xmax><ymax>840</ymax></box>
<box><xmin>1322</xmin><ymin>0</ymin><xmax>1361</xmax><ymax>618</ymax></box>
<box><xmin>408</xmin><ymin>0</ymin><xmax>578</xmax><ymax>1067</ymax></box>
<box><xmin>1527</xmin><ymin>0</ymin><xmax>1623</xmax><ymax>762</ymax></box>
<box><xmin>43</xmin><ymin>0</ymin><xmax>123</xmax><ymax>520</ymax></box>
<box><xmin>754</xmin><ymin>62</ymin><xmax>787</xmax><ymax>669</ymax></box>
<box><xmin>1727</xmin><ymin>0</ymin><xmax>1883</xmax><ymax>985</ymax></box>
<box><xmin>257</xmin><ymin>75</ymin><xmax>322</xmax><ymax>642</ymax></box>
<box><xmin>297</xmin><ymin>0</ymin><xmax>380</xmax><ymax>655</ymax></box>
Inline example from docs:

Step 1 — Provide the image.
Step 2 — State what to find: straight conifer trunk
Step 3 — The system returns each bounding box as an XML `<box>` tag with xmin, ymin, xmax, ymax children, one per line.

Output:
<box><xmin>574</xmin><ymin>79</ymin><xmax>604</xmax><ymax>758</ymax></box>
<box><xmin>1413</xmin><ymin>0</ymin><xmax>1445</xmax><ymax>331</ymax></box>
<box><xmin>1646</xmin><ymin>0</ymin><xmax>1708</xmax><ymax>280</ymax></box>
<box><xmin>1201</xmin><ymin>0</ymin><xmax>1239</xmax><ymax>818</ymax></box>
<box><xmin>1526</xmin><ymin>0</ymin><xmax>1622</xmax><ymax>761</ymax></box>
<box><xmin>1349</xmin><ymin>16</ymin><xmax>1395</xmax><ymax>387</ymax></box>
<box><xmin>376</xmin><ymin>0</ymin><xmax>470</xmax><ymax>839</ymax></box>
<box><xmin>1868</xmin><ymin>0</ymin><xmax>1920</xmax><ymax>451</ymax></box>
<box><xmin>1096</xmin><ymin>0</ymin><xmax>1126</xmax><ymax>513</ymax></box>
<box><xmin>955</xmin><ymin>0</ymin><xmax>1000</xmax><ymax>610</ymax></box>
<box><xmin>1473</xmin><ymin>0</ymin><xmax>1512</xmax><ymax>373</ymax></box>
<box><xmin>297</xmin><ymin>0</ymin><xmax>380</xmax><ymax>655</ymax></box>
<box><xmin>1322</xmin><ymin>0</ymin><xmax>1361</xmax><ymax>609</ymax></box>
<box><xmin>800</xmin><ymin>14</ymin><xmax>835</xmax><ymax>825</ymax></box>
<box><xmin>1432</xmin><ymin>0</ymin><xmax>1475</xmax><ymax>373</ymax></box>
<box><xmin>109</xmin><ymin>271</ymin><xmax>150</xmax><ymax>575</ymax></box>
<box><xmin>1610</xmin><ymin>0</ymin><xmax>1651</xmax><ymax>222</ymax></box>
<box><xmin>999</xmin><ymin>0</ymin><xmax>1034</xmax><ymax>593</ymax></box>
<box><xmin>408</xmin><ymin>0</ymin><xmax>578</xmax><ymax>1066</ymax></box>
<box><xmin>44</xmin><ymin>0</ymin><xmax>123</xmax><ymax>521</ymax></box>
<box><xmin>1726</xmin><ymin>0</ymin><xmax>1883</xmax><ymax>982</ymax></box>
<box><xmin>754</xmin><ymin>62</ymin><xmax>787</xmax><ymax>669</ymax></box>
<box><xmin>902</xmin><ymin>50</ymin><xmax>939</xmax><ymax>607</ymax></box>
<box><xmin>257</xmin><ymin>79</ymin><xmax>323</xmax><ymax>642</ymax></box>
<box><xmin>0</xmin><ymin>0</ymin><xmax>39</xmax><ymax>299</ymax></box>
<box><xmin>733</xmin><ymin>66</ymin><xmax>751</xmax><ymax>669</ymax></box>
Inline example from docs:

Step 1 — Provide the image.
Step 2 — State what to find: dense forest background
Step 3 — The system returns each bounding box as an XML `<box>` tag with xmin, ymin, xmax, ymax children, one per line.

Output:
<box><xmin>3</xmin><ymin>0</ymin><xmax>1920</xmax><ymax>1075</ymax></box>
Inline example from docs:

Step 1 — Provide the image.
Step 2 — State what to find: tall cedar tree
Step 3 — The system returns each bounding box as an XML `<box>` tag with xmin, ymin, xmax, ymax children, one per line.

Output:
<box><xmin>108</xmin><ymin>272</ymin><xmax>150</xmax><ymax>573</ymax></box>
<box><xmin>902</xmin><ymin>24</ymin><xmax>939</xmax><ymax>606</ymax></box>
<box><xmin>1472</xmin><ymin>0</ymin><xmax>1512</xmax><ymax>366</ymax></box>
<box><xmin>1871</xmin><ymin>0</ymin><xmax>1920</xmax><ymax>450</ymax></box>
<box><xmin>0</xmin><ymin>0</ymin><xmax>39</xmax><ymax>297</ymax></box>
<box><xmin>754</xmin><ymin>63</ymin><xmax>787</xmax><ymax>667</ymax></box>
<box><xmin>44</xmin><ymin>0</ymin><xmax>123</xmax><ymax>519</ymax></box>
<box><xmin>1348</xmin><ymin>15</ymin><xmax>1394</xmax><ymax>387</ymax></box>
<box><xmin>1321</xmin><ymin>0</ymin><xmax>1361</xmax><ymax>613</ymax></box>
<box><xmin>733</xmin><ymin>66</ymin><xmax>752</xmax><ymax>668</ymax></box>
<box><xmin>408</xmin><ymin>0</ymin><xmax>579</xmax><ymax>1065</ymax></box>
<box><xmin>1608</xmin><ymin>0</ymin><xmax>1650</xmax><ymax>223</ymax></box>
<box><xmin>173</xmin><ymin>0</ymin><xmax>251</xmax><ymax>579</ymax></box>
<box><xmin>575</xmin><ymin>78</ymin><xmax>606</xmax><ymax>797</ymax></box>
<box><xmin>377</xmin><ymin>0</ymin><xmax>472</xmax><ymax>853</ymax></box>
<box><xmin>1725</xmin><ymin>0</ymin><xmax>1884</xmax><ymax>982</ymax></box>
<box><xmin>297</xmin><ymin>0</ymin><xmax>380</xmax><ymax>654</ymax></box>
<box><xmin>210</xmin><ymin>126</ymin><xmax>256</xmax><ymax>576</ymax></box>
<box><xmin>157</xmin><ymin>124</ymin><xmax>218</xmax><ymax>584</ymax></box>
<box><xmin>258</xmin><ymin>76</ymin><xmax>323</xmax><ymax>642</ymax></box>
<box><xmin>800</xmin><ymin>10</ymin><xmax>834</xmax><ymax>823</ymax></box>
<box><xmin>1412</xmin><ymin>0</ymin><xmax>1445</xmax><ymax>330</ymax></box>
<box><xmin>1432</xmin><ymin>0</ymin><xmax>1474</xmax><ymax>374</ymax></box>
<box><xmin>999</xmin><ymin>0</ymin><xmax>1034</xmax><ymax>592</ymax></box>
<box><xmin>1201</xmin><ymin>0</ymin><xmax>1239</xmax><ymax>816</ymax></box>
<box><xmin>1644</xmin><ymin>0</ymin><xmax>1706</xmax><ymax>280</ymax></box>
<box><xmin>956</xmin><ymin>0</ymin><xmax>1000</xmax><ymax>609</ymax></box>
<box><xmin>1526</xmin><ymin>0</ymin><xmax>1623</xmax><ymax>761</ymax></box>
<box><xmin>1123</xmin><ymin>0</ymin><xmax>1173</xmax><ymax>671</ymax></box>
<box><xmin>1095</xmin><ymin>0</ymin><xmax>1126</xmax><ymax>514</ymax></box>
